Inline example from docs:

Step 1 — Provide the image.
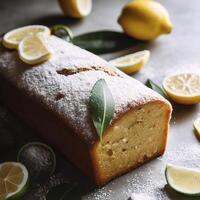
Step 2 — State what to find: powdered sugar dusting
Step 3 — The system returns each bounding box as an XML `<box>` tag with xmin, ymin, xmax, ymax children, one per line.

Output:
<box><xmin>128</xmin><ymin>192</ymin><xmax>154</xmax><ymax>200</ymax></box>
<box><xmin>83</xmin><ymin>139</ymin><xmax>200</xmax><ymax>199</ymax></box>
<box><xmin>0</xmin><ymin>36</ymin><xmax>170</xmax><ymax>145</ymax></box>
<box><xmin>84</xmin><ymin>159</ymin><xmax>167</xmax><ymax>200</ymax></box>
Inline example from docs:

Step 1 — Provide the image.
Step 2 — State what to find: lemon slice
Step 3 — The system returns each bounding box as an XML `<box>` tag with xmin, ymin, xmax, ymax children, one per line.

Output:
<box><xmin>194</xmin><ymin>117</ymin><xmax>200</xmax><ymax>141</ymax></box>
<box><xmin>109</xmin><ymin>50</ymin><xmax>150</xmax><ymax>74</ymax></box>
<box><xmin>165</xmin><ymin>164</ymin><xmax>200</xmax><ymax>196</ymax></box>
<box><xmin>0</xmin><ymin>162</ymin><xmax>29</xmax><ymax>200</ymax></box>
<box><xmin>163</xmin><ymin>73</ymin><xmax>200</xmax><ymax>105</ymax></box>
<box><xmin>2</xmin><ymin>25</ymin><xmax>50</xmax><ymax>49</ymax></box>
<box><xmin>18</xmin><ymin>33</ymin><xmax>52</xmax><ymax>65</ymax></box>
<box><xmin>58</xmin><ymin>0</ymin><xmax>92</xmax><ymax>18</ymax></box>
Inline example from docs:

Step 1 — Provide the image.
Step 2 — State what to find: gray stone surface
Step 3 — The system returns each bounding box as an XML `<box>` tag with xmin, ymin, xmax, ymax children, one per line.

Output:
<box><xmin>0</xmin><ymin>0</ymin><xmax>200</xmax><ymax>199</ymax></box>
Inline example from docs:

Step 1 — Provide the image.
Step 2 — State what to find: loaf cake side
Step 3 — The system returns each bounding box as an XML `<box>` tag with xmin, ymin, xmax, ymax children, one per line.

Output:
<box><xmin>0</xmin><ymin>36</ymin><xmax>172</xmax><ymax>186</ymax></box>
<box><xmin>91</xmin><ymin>100</ymin><xmax>171</xmax><ymax>185</ymax></box>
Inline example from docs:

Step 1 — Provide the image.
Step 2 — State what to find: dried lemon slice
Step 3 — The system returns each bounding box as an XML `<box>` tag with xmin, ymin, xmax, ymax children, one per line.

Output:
<box><xmin>163</xmin><ymin>73</ymin><xmax>200</xmax><ymax>104</ymax></box>
<box><xmin>18</xmin><ymin>33</ymin><xmax>52</xmax><ymax>65</ymax></box>
<box><xmin>109</xmin><ymin>50</ymin><xmax>150</xmax><ymax>74</ymax></box>
<box><xmin>0</xmin><ymin>162</ymin><xmax>29</xmax><ymax>200</ymax></box>
<box><xmin>2</xmin><ymin>25</ymin><xmax>50</xmax><ymax>49</ymax></box>
<box><xmin>194</xmin><ymin>117</ymin><xmax>200</xmax><ymax>141</ymax></box>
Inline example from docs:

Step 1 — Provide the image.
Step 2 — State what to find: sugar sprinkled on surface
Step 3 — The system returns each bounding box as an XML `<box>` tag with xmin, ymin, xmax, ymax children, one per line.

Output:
<box><xmin>128</xmin><ymin>193</ymin><xmax>154</xmax><ymax>200</ymax></box>
<box><xmin>84</xmin><ymin>141</ymin><xmax>200</xmax><ymax>200</ymax></box>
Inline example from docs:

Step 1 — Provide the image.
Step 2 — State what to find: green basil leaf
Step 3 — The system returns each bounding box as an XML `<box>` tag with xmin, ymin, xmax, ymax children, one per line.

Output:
<box><xmin>89</xmin><ymin>79</ymin><xmax>115</xmax><ymax>140</ymax></box>
<box><xmin>46</xmin><ymin>183</ymin><xmax>82</xmax><ymax>200</ymax></box>
<box><xmin>145</xmin><ymin>79</ymin><xmax>168</xmax><ymax>99</ymax></box>
<box><xmin>51</xmin><ymin>25</ymin><xmax>73</xmax><ymax>42</ymax></box>
<box><xmin>73</xmin><ymin>31</ymin><xmax>141</xmax><ymax>54</ymax></box>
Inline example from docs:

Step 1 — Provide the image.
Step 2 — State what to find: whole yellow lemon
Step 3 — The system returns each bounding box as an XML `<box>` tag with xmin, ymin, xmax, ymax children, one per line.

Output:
<box><xmin>118</xmin><ymin>0</ymin><xmax>173</xmax><ymax>40</ymax></box>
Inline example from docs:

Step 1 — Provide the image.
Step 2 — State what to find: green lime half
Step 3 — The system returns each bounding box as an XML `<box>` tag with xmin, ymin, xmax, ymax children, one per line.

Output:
<box><xmin>0</xmin><ymin>162</ymin><xmax>29</xmax><ymax>200</ymax></box>
<box><xmin>165</xmin><ymin>164</ymin><xmax>200</xmax><ymax>196</ymax></box>
<box><xmin>17</xmin><ymin>142</ymin><xmax>56</xmax><ymax>181</ymax></box>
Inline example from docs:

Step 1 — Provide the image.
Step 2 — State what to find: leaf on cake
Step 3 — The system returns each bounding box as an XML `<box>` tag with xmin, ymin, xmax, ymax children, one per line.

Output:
<box><xmin>89</xmin><ymin>79</ymin><xmax>115</xmax><ymax>140</ymax></box>
<box><xmin>145</xmin><ymin>79</ymin><xmax>168</xmax><ymax>99</ymax></box>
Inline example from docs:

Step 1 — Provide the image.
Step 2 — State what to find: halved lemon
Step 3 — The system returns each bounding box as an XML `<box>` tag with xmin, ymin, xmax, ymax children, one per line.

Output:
<box><xmin>2</xmin><ymin>25</ymin><xmax>50</xmax><ymax>49</ymax></box>
<box><xmin>109</xmin><ymin>50</ymin><xmax>150</xmax><ymax>74</ymax></box>
<box><xmin>165</xmin><ymin>164</ymin><xmax>200</xmax><ymax>196</ymax></box>
<box><xmin>58</xmin><ymin>0</ymin><xmax>92</xmax><ymax>18</ymax></box>
<box><xmin>194</xmin><ymin>117</ymin><xmax>200</xmax><ymax>141</ymax></box>
<box><xmin>18</xmin><ymin>33</ymin><xmax>52</xmax><ymax>65</ymax></box>
<box><xmin>163</xmin><ymin>73</ymin><xmax>200</xmax><ymax>105</ymax></box>
<box><xmin>0</xmin><ymin>162</ymin><xmax>29</xmax><ymax>200</ymax></box>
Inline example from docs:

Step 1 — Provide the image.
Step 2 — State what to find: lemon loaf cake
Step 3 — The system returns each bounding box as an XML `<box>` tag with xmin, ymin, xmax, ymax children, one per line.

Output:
<box><xmin>0</xmin><ymin>36</ymin><xmax>172</xmax><ymax>186</ymax></box>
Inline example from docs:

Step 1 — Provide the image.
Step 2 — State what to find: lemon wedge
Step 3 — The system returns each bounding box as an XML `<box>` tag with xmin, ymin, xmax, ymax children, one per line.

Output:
<box><xmin>165</xmin><ymin>164</ymin><xmax>200</xmax><ymax>196</ymax></box>
<box><xmin>194</xmin><ymin>117</ymin><xmax>200</xmax><ymax>141</ymax></box>
<box><xmin>18</xmin><ymin>33</ymin><xmax>52</xmax><ymax>65</ymax></box>
<box><xmin>0</xmin><ymin>162</ymin><xmax>29</xmax><ymax>200</ymax></box>
<box><xmin>109</xmin><ymin>50</ymin><xmax>150</xmax><ymax>74</ymax></box>
<box><xmin>58</xmin><ymin>0</ymin><xmax>92</xmax><ymax>18</ymax></box>
<box><xmin>2</xmin><ymin>25</ymin><xmax>50</xmax><ymax>49</ymax></box>
<box><xmin>163</xmin><ymin>73</ymin><xmax>200</xmax><ymax>105</ymax></box>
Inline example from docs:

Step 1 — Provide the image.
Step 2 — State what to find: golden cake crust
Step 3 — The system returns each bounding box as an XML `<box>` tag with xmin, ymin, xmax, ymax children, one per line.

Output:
<box><xmin>0</xmin><ymin>36</ymin><xmax>172</xmax><ymax>186</ymax></box>
<box><xmin>0</xmin><ymin>36</ymin><xmax>171</xmax><ymax>146</ymax></box>
<box><xmin>90</xmin><ymin>100</ymin><xmax>171</xmax><ymax>186</ymax></box>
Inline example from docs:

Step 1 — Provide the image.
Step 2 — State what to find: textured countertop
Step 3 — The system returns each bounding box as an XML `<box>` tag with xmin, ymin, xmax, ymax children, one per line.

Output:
<box><xmin>0</xmin><ymin>0</ymin><xmax>200</xmax><ymax>199</ymax></box>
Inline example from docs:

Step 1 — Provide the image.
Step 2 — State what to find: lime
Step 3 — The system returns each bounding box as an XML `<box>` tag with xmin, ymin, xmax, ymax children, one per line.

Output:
<box><xmin>17</xmin><ymin>142</ymin><xmax>56</xmax><ymax>181</ymax></box>
<box><xmin>0</xmin><ymin>162</ymin><xmax>29</xmax><ymax>200</ymax></box>
<box><xmin>165</xmin><ymin>164</ymin><xmax>200</xmax><ymax>196</ymax></box>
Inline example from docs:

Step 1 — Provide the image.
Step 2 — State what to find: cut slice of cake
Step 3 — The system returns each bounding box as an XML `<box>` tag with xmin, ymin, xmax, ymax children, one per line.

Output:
<box><xmin>0</xmin><ymin>35</ymin><xmax>172</xmax><ymax>186</ymax></box>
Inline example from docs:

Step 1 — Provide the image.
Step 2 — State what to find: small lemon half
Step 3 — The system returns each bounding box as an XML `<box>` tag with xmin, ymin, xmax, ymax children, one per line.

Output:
<box><xmin>18</xmin><ymin>33</ymin><xmax>52</xmax><ymax>65</ymax></box>
<box><xmin>0</xmin><ymin>162</ymin><xmax>29</xmax><ymax>200</ymax></box>
<box><xmin>194</xmin><ymin>117</ymin><xmax>200</xmax><ymax>141</ymax></box>
<box><xmin>118</xmin><ymin>0</ymin><xmax>173</xmax><ymax>41</ymax></box>
<box><xmin>163</xmin><ymin>73</ymin><xmax>200</xmax><ymax>105</ymax></box>
<box><xmin>109</xmin><ymin>50</ymin><xmax>150</xmax><ymax>74</ymax></box>
<box><xmin>2</xmin><ymin>25</ymin><xmax>50</xmax><ymax>49</ymax></box>
<box><xmin>58</xmin><ymin>0</ymin><xmax>92</xmax><ymax>18</ymax></box>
